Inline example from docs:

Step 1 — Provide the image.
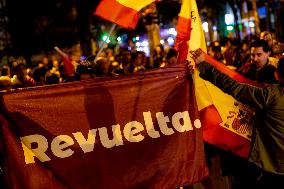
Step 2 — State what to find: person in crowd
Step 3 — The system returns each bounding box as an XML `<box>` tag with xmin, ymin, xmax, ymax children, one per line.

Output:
<box><xmin>208</xmin><ymin>41</ymin><xmax>224</xmax><ymax>63</ymax></box>
<box><xmin>269</xmin><ymin>32</ymin><xmax>284</xmax><ymax>59</ymax></box>
<box><xmin>112</xmin><ymin>49</ymin><xmax>133</xmax><ymax>75</ymax></box>
<box><xmin>45</xmin><ymin>72</ymin><xmax>60</xmax><ymax>85</ymax></box>
<box><xmin>260</xmin><ymin>31</ymin><xmax>274</xmax><ymax>52</ymax></box>
<box><xmin>94</xmin><ymin>57</ymin><xmax>113</xmax><ymax>77</ymax></box>
<box><xmin>255</xmin><ymin>64</ymin><xmax>278</xmax><ymax>84</ymax></box>
<box><xmin>0</xmin><ymin>66</ymin><xmax>12</xmax><ymax>90</ymax></box>
<box><xmin>7</xmin><ymin>60</ymin><xmax>18</xmax><ymax>78</ymax></box>
<box><xmin>259</xmin><ymin>31</ymin><xmax>280</xmax><ymax>66</ymax></box>
<box><xmin>131</xmin><ymin>51</ymin><xmax>146</xmax><ymax>73</ymax></box>
<box><xmin>153</xmin><ymin>44</ymin><xmax>165</xmax><ymax>68</ymax></box>
<box><xmin>232</xmin><ymin>40</ymin><xmax>251</xmax><ymax>69</ymax></box>
<box><xmin>105</xmin><ymin>48</ymin><xmax>115</xmax><ymax>66</ymax></box>
<box><xmin>45</xmin><ymin>59</ymin><xmax>61</xmax><ymax>85</ymax></box>
<box><xmin>222</xmin><ymin>37</ymin><xmax>234</xmax><ymax>66</ymax></box>
<box><xmin>11</xmin><ymin>62</ymin><xmax>36</xmax><ymax>89</ymax></box>
<box><xmin>54</xmin><ymin>46</ymin><xmax>75</xmax><ymax>81</ymax></box>
<box><xmin>75</xmin><ymin>58</ymin><xmax>96</xmax><ymax>80</ymax></box>
<box><xmin>32</xmin><ymin>61</ymin><xmax>47</xmax><ymax>86</ymax></box>
<box><xmin>237</xmin><ymin>39</ymin><xmax>277</xmax><ymax>81</ymax></box>
<box><xmin>191</xmin><ymin>49</ymin><xmax>284</xmax><ymax>189</ymax></box>
<box><xmin>160</xmin><ymin>48</ymin><xmax>178</xmax><ymax>68</ymax></box>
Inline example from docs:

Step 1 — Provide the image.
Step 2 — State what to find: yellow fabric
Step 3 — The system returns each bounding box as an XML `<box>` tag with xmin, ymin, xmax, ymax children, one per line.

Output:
<box><xmin>178</xmin><ymin>0</ymin><xmax>191</xmax><ymax>19</ymax></box>
<box><xmin>186</xmin><ymin>0</ymin><xmax>252</xmax><ymax>139</ymax></box>
<box><xmin>268</xmin><ymin>57</ymin><xmax>279</xmax><ymax>67</ymax></box>
<box><xmin>117</xmin><ymin>0</ymin><xmax>155</xmax><ymax>11</ymax></box>
<box><xmin>179</xmin><ymin>0</ymin><xmax>207</xmax><ymax>52</ymax></box>
<box><xmin>182</xmin><ymin>0</ymin><xmax>208</xmax><ymax>109</ymax></box>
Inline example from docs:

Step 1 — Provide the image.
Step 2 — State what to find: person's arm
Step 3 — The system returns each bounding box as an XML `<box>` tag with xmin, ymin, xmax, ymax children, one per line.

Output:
<box><xmin>54</xmin><ymin>46</ymin><xmax>74</xmax><ymax>77</ymax></box>
<box><xmin>54</xmin><ymin>46</ymin><xmax>68</xmax><ymax>58</ymax></box>
<box><xmin>191</xmin><ymin>49</ymin><xmax>273</xmax><ymax>110</ymax></box>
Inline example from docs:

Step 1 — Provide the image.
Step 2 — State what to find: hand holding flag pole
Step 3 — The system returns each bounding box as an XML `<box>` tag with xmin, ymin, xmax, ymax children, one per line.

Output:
<box><xmin>185</xmin><ymin>48</ymin><xmax>205</xmax><ymax>74</ymax></box>
<box><xmin>190</xmin><ymin>48</ymin><xmax>206</xmax><ymax>65</ymax></box>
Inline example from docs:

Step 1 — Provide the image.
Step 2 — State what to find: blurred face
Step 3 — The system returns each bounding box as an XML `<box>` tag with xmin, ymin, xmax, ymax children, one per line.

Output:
<box><xmin>155</xmin><ymin>46</ymin><xmax>162</xmax><ymax>53</ymax></box>
<box><xmin>168</xmin><ymin>56</ymin><xmax>177</xmax><ymax>65</ymax></box>
<box><xmin>53</xmin><ymin>60</ymin><xmax>59</xmax><ymax>68</ymax></box>
<box><xmin>16</xmin><ymin>65</ymin><xmax>27</xmax><ymax>79</ymax></box>
<box><xmin>100</xmin><ymin>60</ymin><xmax>110</xmax><ymax>74</ymax></box>
<box><xmin>250</xmin><ymin>47</ymin><xmax>270</xmax><ymax>68</ymax></box>
<box><xmin>42</xmin><ymin>57</ymin><xmax>49</xmax><ymax>65</ymax></box>
<box><xmin>134</xmin><ymin>54</ymin><xmax>143</xmax><ymax>66</ymax></box>
<box><xmin>106</xmin><ymin>49</ymin><xmax>114</xmax><ymax>57</ymax></box>
<box><xmin>125</xmin><ymin>52</ymin><xmax>131</xmax><ymax>61</ymax></box>
<box><xmin>260</xmin><ymin>33</ymin><xmax>273</xmax><ymax>48</ymax></box>
<box><xmin>242</xmin><ymin>43</ymin><xmax>248</xmax><ymax>51</ymax></box>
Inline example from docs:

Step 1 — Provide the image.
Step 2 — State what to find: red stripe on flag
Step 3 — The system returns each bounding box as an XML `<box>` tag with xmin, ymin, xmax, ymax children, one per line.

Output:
<box><xmin>200</xmin><ymin>105</ymin><xmax>250</xmax><ymax>157</ymax></box>
<box><xmin>95</xmin><ymin>0</ymin><xmax>139</xmax><ymax>29</ymax></box>
<box><xmin>200</xmin><ymin>55</ymin><xmax>254</xmax><ymax>157</ymax></box>
<box><xmin>200</xmin><ymin>105</ymin><xmax>222</xmax><ymax>131</ymax></box>
<box><xmin>204</xmin><ymin>54</ymin><xmax>256</xmax><ymax>85</ymax></box>
<box><xmin>175</xmin><ymin>17</ymin><xmax>192</xmax><ymax>63</ymax></box>
<box><xmin>176</xmin><ymin>17</ymin><xmax>191</xmax><ymax>41</ymax></box>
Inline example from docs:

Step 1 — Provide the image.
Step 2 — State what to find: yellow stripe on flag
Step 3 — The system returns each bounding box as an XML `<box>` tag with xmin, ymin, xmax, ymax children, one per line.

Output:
<box><xmin>178</xmin><ymin>0</ymin><xmax>209</xmax><ymax>109</ymax></box>
<box><xmin>178</xmin><ymin>0</ymin><xmax>191</xmax><ymax>19</ymax></box>
<box><xmin>184</xmin><ymin>0</ymin><xmax>207</xmax><ymax>52</ymax></box>
<box><xmin>181</xmin><ymin>0</ymin><xmax>253</xmax><ymax>155</ymax></box>
<box><xmin>117</xmin><ymin>0</ymin><xmax>156</xmax><ymax>11</ymax></box>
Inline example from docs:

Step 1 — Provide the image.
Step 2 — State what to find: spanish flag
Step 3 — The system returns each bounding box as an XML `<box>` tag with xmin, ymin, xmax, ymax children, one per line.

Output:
<box><xmin>95</xmin><ymin>0</ymin><xmax>156</xmax><ymax>29</ymax></box>
<box><xmin>175</xmin><ymin>0</ymin><xmax>254</xmax><ymax>157</ymax></box>
<box><xmin>175</xmin><ymin>0</ymin><xmax>207</xmax><ymax>62</ymax></box>
<box><xmin>199</xmin><ymin>55</ymin><xmax>256</xmax><ymax>157</ymax></box>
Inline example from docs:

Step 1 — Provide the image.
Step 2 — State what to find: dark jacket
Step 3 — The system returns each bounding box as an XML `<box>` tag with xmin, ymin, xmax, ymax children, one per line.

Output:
<box><xmin>236</xmin><ymin>61</ymin><xmax>258</xmax><ymax>80</ymax></box>
<box><xmin>198</xmin><ymin>61</ymin><xmax>284</xmax><ymax>175</ymax></box>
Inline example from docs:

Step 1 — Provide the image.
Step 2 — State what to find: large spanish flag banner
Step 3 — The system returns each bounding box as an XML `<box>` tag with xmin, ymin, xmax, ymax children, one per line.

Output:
<box><xmin>0</xmin><ymin>64</ymin><xmax>208</xmax><ymax>189</ymax></box>
<box><xmin>199</xmin><ymin>55</ymin><xmax>256</xmax><ymax>158</ymax></box>
<box><xmin>175</xmin><ymin>0</ymin><xmax>254</xmax><ymax>157</ymax></box>
<box><xmin>95</xmin><ymin>0</ymin><xmax>155</xmax><ymax>29</ymax></box>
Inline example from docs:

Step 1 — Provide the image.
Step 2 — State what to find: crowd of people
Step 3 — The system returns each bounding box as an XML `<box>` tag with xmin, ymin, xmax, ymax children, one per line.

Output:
<box><xmin>0</xmin><ymin>45</ymin><xmax>178</xmax><ymax>91</ymax></box>
<box><xmin>0</xmin><ymin>31</ymin><xmax>283</xmax><ymax>92</ymax></box>
<box><xmin>189</xmin><ymin>31</ymin><xmax>284</xmax><ymax>189</ymax></box>
<box><xmin>0</xmin><ymin>30</ymin><xmax>284</xmax><ymax>188</ymax></box>
<box><xmin>191</xmin><ymin>51</ymin><xmax>284</xmax><ymax>189</ymax></box>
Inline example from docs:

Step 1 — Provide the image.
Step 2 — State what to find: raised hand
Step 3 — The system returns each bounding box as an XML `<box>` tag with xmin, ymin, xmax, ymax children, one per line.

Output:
<box><xmin>190</xmin><ymin>48</ymin><xmax>206</xmax><ymax>64</ymax></box>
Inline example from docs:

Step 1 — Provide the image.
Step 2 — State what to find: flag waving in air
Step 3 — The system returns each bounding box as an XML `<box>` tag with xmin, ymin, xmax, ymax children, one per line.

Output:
<box><xmin>95</xmin><ymin>0</ymin><xmax>155</xmax><ymax>29</ymax></box>
<box><xmin>199</xmin><ymin>54</ymin><xmax>256</xmax><ymax>157</ymax></box>
<box><xmin>175</xmin><ymin>0</ymin><xmax>207</xmax><ymax>63</ymax></box>
<box><xmin>175</xmin><ymin>0</ymin><xmax>254</xmax><ymax>157</ymax></box>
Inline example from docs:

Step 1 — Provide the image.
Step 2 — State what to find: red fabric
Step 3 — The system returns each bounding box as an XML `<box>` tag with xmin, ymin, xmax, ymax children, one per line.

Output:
<box><xmin>175</xmin><ymin>17</ymin><xmax>192</xmax><ymax>63</ymax></box>
<box><xmin>204</xmin><ymin>55</ymin><xmax>256</xmax><ymax>85</ymax></box>
<box><xmin>61</xmin><ymin>55</ymin><xmax>74</xmax><ymax>77</ymax></box>
<box><xmin>95</xmin><ymin>0</ymin><xmax>139</xmax><ymax>29</ymax></box>
<box><xmin>0</xmin><ymin>115</ymin><xmax>67</xmax><ymax>189</ymax></box>
<box><xmin>200</xmin><ymin>105</ymin><xmax>251</xmax><ymax>157</ymax></box>
<box><xmin>0</xmin><ymin>64</ymin><xmax>208</xmax><ymax>189</ymax></box>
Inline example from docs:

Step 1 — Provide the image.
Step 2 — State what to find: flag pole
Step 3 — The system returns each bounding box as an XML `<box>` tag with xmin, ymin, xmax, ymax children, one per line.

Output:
<box><xmin>94</xmin><ymin>23</ymin><xmax>116</xmax><ymax>63</ymax></box>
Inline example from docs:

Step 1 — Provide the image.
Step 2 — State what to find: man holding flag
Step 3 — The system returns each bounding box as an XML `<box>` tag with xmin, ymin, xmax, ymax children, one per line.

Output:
<box><xmin>191</xmin><ymin>50</ymin><xmax>284</xmax><ymax>189</ymax></box>
<box><xmin>175</xmin><ymin>1</ymin><xmax>254</xmax><ymax>188</ymax></box>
